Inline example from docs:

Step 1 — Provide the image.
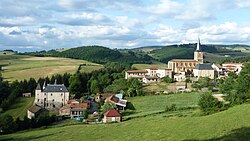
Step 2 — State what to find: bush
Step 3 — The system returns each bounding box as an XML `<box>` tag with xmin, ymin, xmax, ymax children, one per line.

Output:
<box><xmin>198</xmin><ymin>93</ymin><xmax>225</xmax><ymax>115</ymax></box>
<box><xmin>165</xmin><ymin>104</ymin><xmax>177</xmax><ymax>112</ymax></box>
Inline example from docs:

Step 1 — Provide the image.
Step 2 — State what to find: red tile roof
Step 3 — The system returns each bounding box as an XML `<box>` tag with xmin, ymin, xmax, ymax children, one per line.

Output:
<box><xmin>127</xmin><ymin>70</ymin><xmax>148</xmax><ymax>73</ymax></box>
<box><xmin>104</xmin><ymin>109</ymin><xmax>121</xmax><ymax>117</ymax></box>
<box><xmin>149</xmin><ymin>66</ymin><xmax>160</xmax><ymax>70</ymax></box>
<box><xmin>106</xmin><ymin>95</ymin><xmax>119</xmax><ymax>103</ymax></box>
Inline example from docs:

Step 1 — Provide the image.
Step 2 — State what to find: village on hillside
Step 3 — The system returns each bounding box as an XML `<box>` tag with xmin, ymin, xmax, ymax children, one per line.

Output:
<box><xmin>26</xmin><ymin>38</ymin><xmax>244</xmax><ymax>124</ymax></box>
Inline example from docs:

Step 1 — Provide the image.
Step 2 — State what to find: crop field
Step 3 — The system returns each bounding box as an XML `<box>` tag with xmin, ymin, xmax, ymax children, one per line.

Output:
<box><xmin>0</xmin><ymin>53</ymin><xmax>103</xmax><ymax>81</ymax></box>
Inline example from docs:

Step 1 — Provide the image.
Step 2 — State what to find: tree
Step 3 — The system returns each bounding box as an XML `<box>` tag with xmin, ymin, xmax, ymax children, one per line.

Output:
<box><xmin>69</xmin><ymin>74</ymin><xmax>82</xmax><ymax>98</ymax></box>
<box><xmin>219</xmin><ymin>77</ymin><xmax>236</xmax><ymax>94</ymax></box>
<box><xmin>162</xmin><ymin>76</ymin><xmax>173</xmax><ymax>83</ymax></box>
<box><xmin>101</xmin><ymin>102</ymin><xmax>116</xmax><ymax>114</ymax></box>
<box><xmin>0</xmin><ymin>114</ymin><xmax>17</xmax><ymax>134</ymax></box>
<box><xmin>198</xmin><ymin>93</ymin><xmax>224</xmax><ymax>115</ymax></box>
<box><xmin>90</xmin><ymin>79</ymin><xmax>100</xmax><ymax>94</ymax></box>
<box><xmin>81</xmin><ymin>110</ymin><xmax>89</xmax><ymax>119</ymax></box>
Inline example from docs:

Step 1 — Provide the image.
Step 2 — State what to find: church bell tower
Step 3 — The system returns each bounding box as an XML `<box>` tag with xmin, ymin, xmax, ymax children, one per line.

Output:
<box><xmin>194</xmin><ymin>37</ymin><xmax>204</xmax><ymax>64</ymax></box>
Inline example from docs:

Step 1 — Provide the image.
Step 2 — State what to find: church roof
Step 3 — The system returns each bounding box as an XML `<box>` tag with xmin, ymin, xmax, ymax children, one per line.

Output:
<box><xmin>43</xmin><ymin>84</ymin><xmax>69</xmax><ymax>92</ymax></box>
<box><xmin>194</xmin><ymin>64</ymin><xmax>213</xmax><ymax>70</ymax></box>
<box><xmin>169</xmin><ymin>59</ymin><xmax>197</xmax><ymax>62</ymax></box>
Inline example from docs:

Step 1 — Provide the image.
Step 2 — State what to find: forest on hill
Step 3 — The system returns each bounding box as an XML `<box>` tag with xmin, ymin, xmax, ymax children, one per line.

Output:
<box><xmin>19</xmin><ymin>44</ymin><xmax>250</xmax><ymax>65</ymax></box>
<box><xmin>21</xmin><ymin>46</ymin><xmax>153</xmax><ymax>65</ymax></box>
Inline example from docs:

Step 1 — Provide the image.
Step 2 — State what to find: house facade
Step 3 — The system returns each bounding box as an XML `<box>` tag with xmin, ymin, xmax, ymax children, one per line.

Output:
<box><xmin>27</xmin><ymin>105</ymin><xmax>43</xmax><ymax>119</ymax></box>
<box><xmin>125</xmin><ymin>67</ymin><xmax>172</xmax><ymax>83</ymax></box>
<box><xmin>34</xmin><ymin>82</ymin><xmax>69</xmax><ymax>110</ymax></box>
<box><xmin>59</xmin><ymin>99</ymin><xmax>90</xmax><ymax>118</ymax></box>
<box><xmin>193</xmin><ymin>64</ymin><xmax>215</xmax><ymax>79</ymax></box>
<box><xmin>103</xmin><ymin>109</ymin><xmax>121</xmax><ymax>123</ymax></box>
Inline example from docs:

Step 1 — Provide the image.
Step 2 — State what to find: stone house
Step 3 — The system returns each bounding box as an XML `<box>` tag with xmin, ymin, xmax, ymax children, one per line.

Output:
<box><xmin>103</xmin><ymin>109</ymin><xmax>121</xmax><ymax>123</ymax></box>
<box><xmin>34</xmin><ymin>82</ymin><xmax>69</xmax><ymax>111</ymax></box>
<box><xmin>27</xmin><ymin>105</ymin><xmax>43</xmax><ymax>119</ymax></box>
<box><xmin>193</xmin><ymin>64</ymin><xmax>215</xmax><ymax>79</ymax></box>
<box><xmin>22</xmin><ymin>93</ymin><xmax>31</xmax><ymax>97</ymax></box>
<box><xmin>59</xmin><ymin>99</ymin><xmax>90</xmax><ymax>118</ymax></box>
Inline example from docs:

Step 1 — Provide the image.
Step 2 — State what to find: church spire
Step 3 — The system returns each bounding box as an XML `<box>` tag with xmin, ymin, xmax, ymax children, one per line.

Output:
<box><xmin>196</xmin><ymin>36</ymin><xmax>201</xmax><ymax>51</ymax></box>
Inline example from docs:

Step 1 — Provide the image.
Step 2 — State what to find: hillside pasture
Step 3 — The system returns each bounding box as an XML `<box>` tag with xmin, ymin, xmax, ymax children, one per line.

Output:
<box><xmin>125</xmin><ymin>92</ymin><xmax>200</xmax><ymax>119</ymax></box>
<box><xmin>2</xmin><ymin>102</ymin><xmax>250</xmax><ymax>140</ymax></box>
<box><xmin>1</xmin><ymin>97</ymin><xmax>34</xmax><ymax>119</ymax></box>
<box><xmin>0</xmin><ymin>55</ymin><xmax>103</xmax><ymax>81</ymax></box>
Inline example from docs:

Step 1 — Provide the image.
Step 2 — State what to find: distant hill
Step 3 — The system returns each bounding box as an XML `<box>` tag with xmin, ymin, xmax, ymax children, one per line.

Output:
<box><xmin>22</xmin><ymin>46</ymin><xmax>153</xmax><ymax>65</ymax></box>
<box><xmin>20</xmin><ymin>44</ymin><xmax>250</xmax><ymax>65</ymax></box>
<box><xmin>148</xmin><ymin>44</ymin><xmax>218</xmax><ymax>62</ymax></box>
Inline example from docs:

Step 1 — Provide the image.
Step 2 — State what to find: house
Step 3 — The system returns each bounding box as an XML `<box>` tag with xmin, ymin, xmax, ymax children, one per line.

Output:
<box><xmin>103</xmin><ymin>109</ymin><xmax>121</xmax><ymax>123</ymax></box>
<box><xmin>125</xmin><ymin>67</ymin><xmax>172</xmax><ymax>83</ymax></box>
<box><xmin>22</xmin><ymin>93</ymin><xmax>31</xmax><ymax>97</ymax></box>
<box><xmin>59</xmin><ymin>99</ymin><xmax>90</xmax><ymax>118</ymax></box>
<box><xmin>168</xmin><ymin>37</ymin><xmax>204</xmax><ymax>74</ymax></box>
<box><xmin>95</xmin><ymin>93</ymin><xmax>114</xmax><ymax>102</ymax></box>
<box><xmin>222</xmin><ymin>63</ymin><xmax>243</xmax><ymax>75</ymax></box>
<box><xmin>193</xmin><ymin>64</ymin><xmax>215</xmax><ymax>79</ymax></box>
<box><xmin>105</xmin><ymin>94</ymin><xmax>127</xmax><ymax>111</ymax></box>
<box><xmin>173</xmin><ymin>73</ymin><xmax>186</xmax><ymax>82</ymax></box>
<box><xmin>27</xmin><ymin>105</ymin><xmax>43</xmax><ymax>119</ymax></box>
<box><xmin>34</xmin><ymin>81</ymin><xmax>69</xmax><ymax>110</ymax></box>
<box><xmin>212</xmin><ymin>64</ymin><xmax>224</xmax><ymax>78</ymax></box>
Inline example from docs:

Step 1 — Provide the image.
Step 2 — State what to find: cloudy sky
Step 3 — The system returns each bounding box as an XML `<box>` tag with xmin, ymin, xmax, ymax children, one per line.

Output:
<box><xmin>1</xmin><ymin>0</ymin><xmax>250</xmax><ymax>52</ymax></box>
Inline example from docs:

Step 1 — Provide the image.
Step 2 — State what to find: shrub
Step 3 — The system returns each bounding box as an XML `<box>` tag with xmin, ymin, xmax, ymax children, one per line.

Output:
<box><xmin>165</xmin><ymin>104</ymin><xmax>177</xmax><ymax>112</ymax></box>
<box><xmin>198</xmin><ymin>93</ymin><xmax>225</xmax><ymax>115</ymax></box>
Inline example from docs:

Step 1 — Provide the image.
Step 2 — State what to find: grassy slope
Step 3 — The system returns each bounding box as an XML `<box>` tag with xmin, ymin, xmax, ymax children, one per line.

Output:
<box><xmin>132</xmin><ymin>61</ymin><xmax>167</xmax><ymax>70</ymax></box>
<box><xmin>2</xmin><ymin>103</ymin><xmax>250</xmax><ymax>140</ymax></box>
<box><xmin>0</xmin><ymin>54</ymin><xmax>103</xmax><ymax>81</ymax></box>
<box><xmin>125</xmin><ymin>93</ymin><xmax>200</xmax><ymax>118</ymax></box>
<box><xmin>1</xmin><ymin>97</ymin><xmax>34</xmax><ymax>119</ymax></box>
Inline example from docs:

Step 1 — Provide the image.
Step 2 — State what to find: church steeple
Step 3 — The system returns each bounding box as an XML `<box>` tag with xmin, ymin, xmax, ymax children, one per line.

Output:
<box><xmin>196</xmin><ymin>37</ymin><xmax>201</xmax><ymax>52</ymax></box>
<box><xmin>194</xmin><ymin>36</ymin><xmax>204</xmax><ymax>64</ymax></box>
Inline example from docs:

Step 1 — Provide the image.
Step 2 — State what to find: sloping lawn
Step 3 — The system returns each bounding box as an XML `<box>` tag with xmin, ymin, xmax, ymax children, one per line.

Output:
<box><xmin>1</xmin><ymin>104</ymin><xmax>250</xmax><ymax>140</ymax></box>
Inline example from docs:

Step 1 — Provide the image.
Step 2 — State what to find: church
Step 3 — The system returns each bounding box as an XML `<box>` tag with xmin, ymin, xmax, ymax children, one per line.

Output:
<box><xmin>167</xmin><ymin>38</ymin><xmax>204</xmax><ymax>74</ymax></box>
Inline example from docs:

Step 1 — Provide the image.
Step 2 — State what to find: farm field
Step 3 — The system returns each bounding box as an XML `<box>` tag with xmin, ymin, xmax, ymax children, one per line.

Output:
<box><xmin>0</xmin><ymin>53</ymin><xmax>103</xmax><ymax>81</ymax></box>
<box><xmin>1</xmin><ymin>101</ymin><xmax>250</xmax><ymax>140</ymax></box>
<box><xmin>1</xmin><ymin>97</ymin><xmax>34</xmax><ymax>119</ymax></box>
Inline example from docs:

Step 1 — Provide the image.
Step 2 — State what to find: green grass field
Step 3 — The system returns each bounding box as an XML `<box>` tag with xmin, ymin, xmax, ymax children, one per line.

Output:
<box><xmin>2</xmin><ymin>102</ymin><xmax>250</xmax><ymax>140</ymax></box>
<box><xmin>125</xmin><ymin>92</ymin><xmax>200</xmax><ymax>119</ymax></box>
<box><xmin>132</xmin><ymin>61</ymin><xmax>167</xmax><ymax>70</ymax></box>
<box><xmin>1</xmin><ymin>97</ymin><xmax>34</xmax><ymax>119</ymax></box>
<box><xmin>0</xmin><ymin>54</ymin><xmax>103</xmax><ymax>81</ymax></box>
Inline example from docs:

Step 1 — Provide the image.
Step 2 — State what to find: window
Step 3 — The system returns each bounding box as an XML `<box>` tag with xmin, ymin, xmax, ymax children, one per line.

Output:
<box><xmin>61</xmin><ymin>93</ymin><xmax>63</xmax><ymax>96</ymax></box>
<box><xmin>51</xmin><ymin>93</ymin><xmax>53</xmax><ymax>96</ymax></box>
<box><xmin>62</xmin><ymin>99</ymin><xmax>64</xmax><ymax>101</ymax></box>
<box><xmin>52</xmin><ymin>99</ymin><xmax>54</xmax><ymax>102</ymax></box>
<box><xmin>37</xmin><ymin>99</ymin><xmax>40</xmax><ymax>102</ymax></box>
<box><xmin>112</xmin><ymin>117</ymin><xmax>116</xmax><ymax>121</ymax></box>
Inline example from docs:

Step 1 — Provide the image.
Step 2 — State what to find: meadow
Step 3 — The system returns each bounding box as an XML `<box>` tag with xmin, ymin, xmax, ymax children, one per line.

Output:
<box><xmin>1</xmin><ymin>97</ymin><xmax>34</xmax><ymax>119</ymax></box>
<box><xmin>125</xmin><ymin>92</ymin><xmax>200</xmax><ymax>119</ymax></box>
<box><xmin>0</xmin><ymin>53</ymin><xmax>103</xmax><ymax>81</ymax></box>
<box><xmin>1</xmin><ymin>101</ymin><xmax>250</xmax><ymax>140</ymax></box>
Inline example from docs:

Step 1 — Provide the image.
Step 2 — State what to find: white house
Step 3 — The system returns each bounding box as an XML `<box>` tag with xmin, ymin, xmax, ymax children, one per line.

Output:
<box><xmin>193</xmin><ymin>64</ymin><xmax>215</xmax><ymax>79</ymax></box>
<box><xmin>34</xmin><ymin>82</ymin><xmax>69</xmax><ymax>110</ymax></box>
<box><xmin>125</xmin><ymin>66</ymin><xmax>172</xmax><ymax>83</ymax></box>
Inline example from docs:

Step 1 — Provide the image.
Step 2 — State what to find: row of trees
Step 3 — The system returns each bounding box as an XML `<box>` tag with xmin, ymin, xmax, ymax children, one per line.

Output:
<box><xmin>0</xmin><ymin>114</ymin><xmax>56</xmax><ymax>134</ymax></box>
